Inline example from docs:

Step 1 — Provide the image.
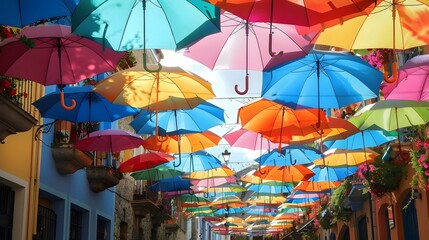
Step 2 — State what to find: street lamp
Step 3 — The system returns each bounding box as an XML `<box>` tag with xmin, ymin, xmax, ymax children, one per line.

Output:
<box><xmin>221</xmin><ymin>149</ymin><xmax>231</xmax><ymax>166</ymax></box>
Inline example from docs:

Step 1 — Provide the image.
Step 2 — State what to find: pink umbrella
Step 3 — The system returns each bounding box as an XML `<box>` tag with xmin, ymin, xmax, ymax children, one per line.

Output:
<box><xmin>119</xmin><ymin>152</ymin><xmax>174</xmax><ymax>173</ymax></box>
<box><xmin>184</xmin><ymin>11</ymin><xmax>316</xmax><ymax>95</ymax></box>
<box><xmin>191</xmin><ymin>176</ymin><xmax>237</xmax><ymax>188</ymax></box>
<box><xmin>386</xmin><ymin>54</ymin><xmax>429</xmax><ymax>101</ymax></box>
<box><xmin>0</xmin><ymin>25</ymin><xmax>125</xmax><ymax>109</ymax></box>
<box><xmin>224</xmin><ymin>128</ymin><xmax>282</xmax><ymax>150</ymax></box>
<box><xmin>75</xmin><ymin>129</ymin><xmax>143</xmax><ymax>152</ymax></box>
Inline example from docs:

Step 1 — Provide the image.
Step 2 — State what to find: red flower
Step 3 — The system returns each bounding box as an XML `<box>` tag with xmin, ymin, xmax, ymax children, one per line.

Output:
<box><xmin>23</xmin><ymin>92</ymin><xmax>28</xmax><ymax>98</ymax></box>
<box><xmin>8</xmin><ymin>89</ymin><xmax>17</xmax><ymax>96</ymax></box>
<box><xmin>1</xmin><ymin>79</ymin><xmax>11</xmax><ymax>89</ymax></box>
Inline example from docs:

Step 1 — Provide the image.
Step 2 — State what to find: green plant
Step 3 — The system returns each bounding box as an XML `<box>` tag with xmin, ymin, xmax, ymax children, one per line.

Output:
<box><xmin>330</xmin><ymin>179</ymin><xmax>352</xmax><ymax>223</ymax></box>
<box><xmin>1</xmin><ymin>25</ymin><xmax>34</xmax><ymax>48</ymax></box>
<box><xmin>301</xmin><ymin>221</ymin><xmax>318</xmax><ymax>240</ymax></box>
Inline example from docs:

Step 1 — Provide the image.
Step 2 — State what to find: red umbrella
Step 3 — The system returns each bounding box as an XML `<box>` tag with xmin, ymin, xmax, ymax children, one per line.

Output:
<box><xmin>75</xmin><ymin>129</ymin><xmax>143</xmax><ymax>152</ymax></box>
<box><xmin>119</xmin><ymin>152</ymin><xmax>174</xmax><ymax>173</ymax></box>
<box><xmin>0</xmin><ymin>25</ymin><xmax>125</xmax><ymax>109</ymax></box>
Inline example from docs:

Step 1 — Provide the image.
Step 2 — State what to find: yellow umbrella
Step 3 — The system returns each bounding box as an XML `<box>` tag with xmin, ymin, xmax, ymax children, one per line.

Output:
<box><xmin>246</xmin><ymin>195</ymin><xmax>286</xmax><ymax>206</ymax></box>
<box><xmin>315</xmin><ymin>0</ymin><xmax>429</xmax><ymax>51</ymax></box>
<box><xmin>210</xmin><ymin>195</ymin><xmax>247</xmax><ymax>209</ymax></box>
<box><xmin>183</xmin><ymin>165</ymin><xmax>235</xmax><ymax>180</ymax></box>
<box><xmin>142</xmin><ymin>131</ymin><xmax>221</xmax><ymax>153</ymax></box>
<box><xmin>201</xmin><ymin>183</ymin><xmax>247</xmax><ymax>193</ymax></box>
<box><xmin>245</xmin><ymin>215</ymin><xmax>274</xmax><ymax>223</ymax></box>
<box><xmin>313</xmin><ymin>148</ymin><xmax>379</xmax><ymax>167</ymax></box>
<box><xmin>94</xmin><ymin>66</ymin><xmax>215</xmax><ymax>110</ymax></box>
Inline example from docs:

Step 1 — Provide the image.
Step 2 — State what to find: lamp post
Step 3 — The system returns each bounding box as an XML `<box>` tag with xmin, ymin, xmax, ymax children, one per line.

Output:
<box><xmin>221</xmin><ymin>149</ymin><xmax>231</xmax><ymax>166</ymax></box>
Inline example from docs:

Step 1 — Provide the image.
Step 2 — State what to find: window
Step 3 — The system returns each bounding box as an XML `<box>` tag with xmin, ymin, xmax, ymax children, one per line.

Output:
<box><xmin>97</xmin><ymin>216</ymin><xmax>110</xmax><ymax>240</ymax></box>
<box><xmin>119</xmin><ymin>221</ymin><xmax>127</xmax><ymax>240</ymax></box>
<box><xmin>0</xmin><ymin>184</ymin><xmax>14</xmax><ymax>240</ymax></box>
<box><xmin>70</xmin><ymin>209</ymin><xmax>82</xmax><ymax>240</ymax></box>
<box><xmin>34</xmin><ymin>205</ymin><xmax>56</xmax><ymax>240</ymax></box>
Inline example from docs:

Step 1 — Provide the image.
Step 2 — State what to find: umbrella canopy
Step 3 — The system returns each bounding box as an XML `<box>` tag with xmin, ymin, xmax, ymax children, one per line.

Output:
<box><xmin>119</xmin><ymin>152</ymin><xmax>174</xmax><ymax>173</ymax></box>
<box><xmin>75</xmin><ymin>129</ymin><xmax>143</xmax><ymax>152</ymax></box>
<box><xmin>210</xmin><ymin>195</ymin><xmax>246</xmax><ymax>209</ymax></box>
<box><xmin>262</xmin><ymin>50</ymin><xmax>382</xmax><ymax>109</ymax></box>
<box><xmin>167</xmin><ymin>151</ymin><xmax>223</xmax><ymax>173</ymax></box>
<box><xmin>256</xmin><ymin>145</ymin><xmax>321</xmax><ymax>166</ymax></box>
<box><xmin>71</xmin><ymin>0</ymin><xmax>221</xmax><ymax>51</ymax></box>
<box><xmin>248</xmin><ymin>184</ymin><xmax>293</xmax><ymax>196</ymax></box>
<box><xmin>33</xmin><ymin>86</ymin><xmax>140</xmax><ymax>122</ymax></box>
<box><xmin>324</xmin><ymin>129</ymin><xmax>397</xmax><ymax>150</ymax></box>
<box><xmin>207</xmin><ymin>0</ymin><xmax>379</xmax><ymax>28</ymax></box>
<box><xmin>93</xmin><ymin>66</ymin><xmax>215</xmax><ymax>110</ymax></box>
<box><xmin>131</xmin><ymin>164</ymin><xmax>184</xmax><ymax>180</ymax></box>
<box><xmin>308</xmin><ymin>165</ymin><xmax>358</xmax><ymax>182</ymax></box>
<box><xmin>349</xmin><ymin>100</ymin><xmax>429</xmax><ymax>131</ymax></box>
<box><xmin>142</xmin><ymin>131</ymin><xmax>221</xmax><ymax>154</ymax></box>
<box><xmin>254</xmin><ymin>165</ymin><xmax>315</xmax><ymax>182</ymax></box>
<box><xmin>175</xmin><ymin>194</ymin><xmax>210</xmax><ymax>208</ymax></box>
<box><xmin>387</xmin><ymin>54</ymin><xmax>429</xmax><ymax>101</ymax></box>
<box><xmin>313</xmin><ymin>148</ymin><xmax>379</xmax><ymax>167</ymax></box>
<box><xmin>184</xmin><ymin>165</ymin><xmax>236</xmax><ymax>180</ymax></box>
<box><xmin>215</xmin><ymin>207</ymin><xmax>247</xmax><ymax>216</ymax></box>
<box><xmin>246</xmin><ymin>195</ymin><xmax>286</xmax><ymax>206</ymax></box>
<box><xmin>148</xmin><ymin>176</ymin><xmax>193</xmax><ymax>192</ymax></box>
<box><xmin>239</xmin><ymin>99</ymin><xmax>327</xmax><ymax>139</ymax></box>
<box><xmin>315</xmin><ymin>0</ymin><xmax>429</xmax><ymax>50</ymax></box>
<box><xmin>224</xmin><ymin>128</ymin><xmax>280</xmax><ymax>150</ymax></box>
<box><xmin>1</xmin><ymin>0</ymin><xmax>77</xmax><ymax>27</ymax></box>
<box><xmin>293</xmin><ymin>180</ymin><xmax>342</xmax><ymax>192</ymax></box>
<box><xmin>191</xmin><ymin>176</ymin><xmax>237</xmax><ymax>189</ymax></box>
<box><xmin>0</xmin><ymin>25</ymin><xmax>125</xmax><ymax>86</ymax></box>
<box><xmin>201</xmin><ymin>183</ymin><xmax>247</xmax><ymax>193</ymax></box>
<box><xmin>130</xmin><ymin>101</ymin><xmax>225</xmax><ymax>135</ymax></box>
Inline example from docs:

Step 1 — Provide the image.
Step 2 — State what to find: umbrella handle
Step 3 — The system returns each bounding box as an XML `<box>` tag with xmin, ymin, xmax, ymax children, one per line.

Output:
<box><xmin>234</xmin><ymin>75</ymin><xmax>249</xmax><ymax>95</ymax></box>
<box><xmin>383</xmin><ymin>61</ymin><xmax>398</xmax><ymax>83</ymax></box>
<box><xmin>143</xmin><ymin>51</ymin><xmax>162</xmax><ymax>73</ymax></box>
<box><xmin>268</xmin><ymin>32</ymin><xmax>283</xmax><ymax>57</ymax></box>
<box><xmin>60</xmin><ymin>91</ymin><xmax>76</xmax><ymax>110</ymax></box>
<box><xmin>258</xmin><ymin>165</ymin><xmax>266</xmax><ymax>174</ymax></box>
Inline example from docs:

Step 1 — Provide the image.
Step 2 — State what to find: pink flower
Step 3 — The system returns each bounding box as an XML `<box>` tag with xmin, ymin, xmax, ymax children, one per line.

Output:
<box><xmin>424</xmin><ymin>162</ymin><xmax>429</xmax><ymax>169</ymax></box>
<box><xmin>425</xmin><ymin>170</ymin><xmax>429</xmax><ymax>176</ymax></box>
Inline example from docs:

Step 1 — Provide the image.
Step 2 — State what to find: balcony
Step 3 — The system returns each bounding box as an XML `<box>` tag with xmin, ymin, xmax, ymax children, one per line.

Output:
<box><xmin>86</xmin><ymin>165</ymin><xmax>123</xmax><ymax>192</ymax></box>
<box><xmin>51</xmin><ymin>121</ymin><xmax>94</xmax><ymax>175</ymax></box>
<box><xmin>0</xmin><ymin>77</ymin><xmax>37</xmax><ymax>143</ymax></box>
<box><xmin>132</xmin><ymin>184</ymin><xmax>173</xmax><ymax>226</ymax></box>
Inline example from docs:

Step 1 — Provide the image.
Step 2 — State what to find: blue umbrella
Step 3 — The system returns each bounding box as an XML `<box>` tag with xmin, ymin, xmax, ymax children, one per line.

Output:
<box><xmin>214</xmin><ymin>207</ymin><xmax>247</xmax><ymax>216</ymax></box>
<box><xmin>33</xmin><ymin>86</ymin><xmax>139</xmax><ymax>122</ymax></box>
<box><xmin>308</xmin><ymin>165</ymin><xmax>358</xmax><ymax>182</ymax></box>
<box><xmin>130</xmin><ymin>101</ymin><xmax>225</xmax><ymax>135</ymax></box>
<box><xmin>262</xmin><ymin>50</ymin><xmax>382</xmax><ymax>110</ymax></box>
<box><xmin>1</xmin><ymin>0</ymin><xmax>77</xmax><ymax>27</ymax></box>
<box><xmin>248</xmin><ymin>184</ymin><xmax>293</xmax><ymax>196</ymax></box>
<box><xmin>256</xmin><ymin>145</ymin><xmax>322</xmax><ymax>166</ymax></box>
<box><xmin>148</xmin><ymin>176</ymin><xmax>192</xmax><ymax>192</ymax></box>
<box><xmin>324</xmin><ymin>129</ymin><xmax>397</xmax><ymax>150</ymax></box>
<box><xmin>165</xmin><ymin>150</ymin><xmax>222</xmax><ymax>173</ymax></box>
<box><xmin>72</xmin><ymin>0</ymin><xmax>220</xmax><ymax>51</ymax></box>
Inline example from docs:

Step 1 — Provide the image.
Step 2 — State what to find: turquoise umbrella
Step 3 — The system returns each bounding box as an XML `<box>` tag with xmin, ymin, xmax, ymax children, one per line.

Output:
<box><xmin>72</xmin><ymin>0</ymin><xmax>220</xmax><ymax>51</ymax></box>
<box><xmin>324</xmin><ymin>129</ymin><xmax>397</xmax><ymax>150</ymax></box>
<box><xmin>256</xmin><ymin>145</ymin><xmax>322</xmax><ymax>166</ymax></box>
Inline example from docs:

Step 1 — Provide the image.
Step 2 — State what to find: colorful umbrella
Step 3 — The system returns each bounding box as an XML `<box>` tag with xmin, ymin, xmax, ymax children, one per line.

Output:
<box><xmin>131</xmin><ymin>164</ymin><xmax>184</xmax><ymax>180</ymax></box>
<box><xmin>184</xmin><ymin>11</ymin><xmax>316</xmax><ymax>94</ymax></box>
<box><xmin>387</xmin><ymin>54</ymin><xmax>429</xmax><ymax>101</ymax></box>
<box><xmin>200</xmin><ymin>183</ymin><xmax>247</xmax><ymax>193</ymax></box>
<box><xmin>130</xmin><ymin>101</ymin><xmax>225</xmax><ymax>135</ymax></box>
<box><xmin>315</xmin><ymin>0</ymin><xmax>429</xmax><ymax>50</ymax></box>
<box><xmin>313</xmin><ymin>148</ymin><xmax>379</xmax><ymax>167</ymax></box>
<box><xmin>33</xmin><ymin>86</ymin><xmax>139</xmax><ymax>122</ymax></box>
<box><xmin>175</xmin><ymin>194</ymin><xmax>210</xmax><ymax>208</ymax></box>
<box><xmin>119</xmin><ymin>152</ymin><xmax>174</xmax><ymax>173</ymax></box>
<box><xmin>262</xmin><ymin>50</ymin><xmax>383</xmax><ymax>110</ymax></box>
<box><xmin>349</xmin><ymin>100</ymin><xmax>429</xmax><ymax>131</ymax></box>
<box><xmin>324</xmin><ymin>129</ymin><xmax>397</xmax><ymax>150</ymax></box>
<box><xmin>142</xmin><ymin>131</ymin><xmax>221</xmax><ymax>154</ymax></box>
<box><xmin>246</xmin><ymin>195</ymin><xmax>286</xmax><ymax>206</ymax></box>
<box><xmin>75</xmin><ymin>129</ymin><xmax>143</xmax><ymax>152</ymax></box>
<box><xmin>308</xmin><ymin>165</ymin><xmax>358</xmax><ymax>182</ymax></box>
<box><xmin>0</xmin><ymin>25</ymin><xmax>125</xmax><ymax>109</ymax></box>
<box><xmin>166</xmin><ymin>150</ymin><xmax>223</xmax><ymax>173</ymax></box>
<box><xmin>248</xmin><ymin>184</ymin><xmax>293</xmax><ymax>196</ymax></box>
<box><xmin>184</xmin><ymin>165</ymin><xmax>236</xmax><ymax>180</ymax></box>
<box><xmin>207</xmin><ymin>0</ymin><xmax>379</xmax><ymax>28</ymax></box>
<box><xmin>210</xmin><ymin>195</ymin><xmax>246</xmax><ymax>209</ymax></box>
<box><xmin>1</xmin><ymin>0</ymin><xmax>77</xmax><ymax>27</ymax></box>
<box><xmin>71</xmin><ymin>0</ymin><xmax>220</xmax><ymax>51</ymax></box>
<box><xmin>223</xmin><ymin>128</ymin><xmax>280</xmax><ymax>150</ymax></box>
<box><xmin>254</xmin><ymin>165</ymin><xmax>315</xmax><ymax>182</ymax></box>
<box><xmin>93</xmin><ymin>66</ymin><xmax>215</xmax><ymax>110</ymax></box>
<box><xmin>148</xmin><ymin>176</ymin><xmax>193</xmax><ymax>192</ymax></box>
<box><xmin>191</xmin><ymin>176</ymin><xmax>237</xmax><ymax>189</ymax></box>
<box><xmin>256</xmin><ymin>145</ymin><xmax>321</xmax><ymax>166</ymax></box>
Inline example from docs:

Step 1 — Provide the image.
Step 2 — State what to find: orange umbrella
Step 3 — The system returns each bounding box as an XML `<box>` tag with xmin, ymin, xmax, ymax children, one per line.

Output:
<box><xmin>142</xmin><ymin>131</ymin><xmax>221</xmax><ymax>153</ymax></box>
<box><xmin>210</xmin><ymin>195</ymin><xmax>247</xmax><ymax>209</ymax></box>
<box><xmin>313</xmin><ymin>148</ymin><xmax>379</xmax><ymax>167</ymax></box>
<box><xmin>254</xmin><ymin>165</ymin><xmax>314</xmax><ymax>182</ymax></box>
<box><xmin>294</xmin><ymin>181</ymin><xmax>341</xmax><ymax>192</ymax></box>
<box><xmin>119</xmin><ymin>152</ymin><xmax>174</xmax><ymax>173</ymax></box>
<box><xmin>183</xmin><ymin>165</ymin><xmax>235</xmax><ymax>180</ymax></box>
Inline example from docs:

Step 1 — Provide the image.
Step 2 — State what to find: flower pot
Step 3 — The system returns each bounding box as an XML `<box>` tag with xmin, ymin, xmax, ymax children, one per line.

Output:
<box><xmin>86</xmin><ymin>166</ymin><xmax>123</xmax><ymax>192</ymax></box>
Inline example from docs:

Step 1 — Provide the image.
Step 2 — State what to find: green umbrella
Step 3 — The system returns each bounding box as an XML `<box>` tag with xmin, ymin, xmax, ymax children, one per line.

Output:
<box><xmin>349</xmin><ymin>100</ymin><xmax>429</xmax><ymax>131</ymax></box>
<box><xmin>130</xmin><ymin>164</ymin><xmax>183</xmax><ymax>180</ymax></box>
